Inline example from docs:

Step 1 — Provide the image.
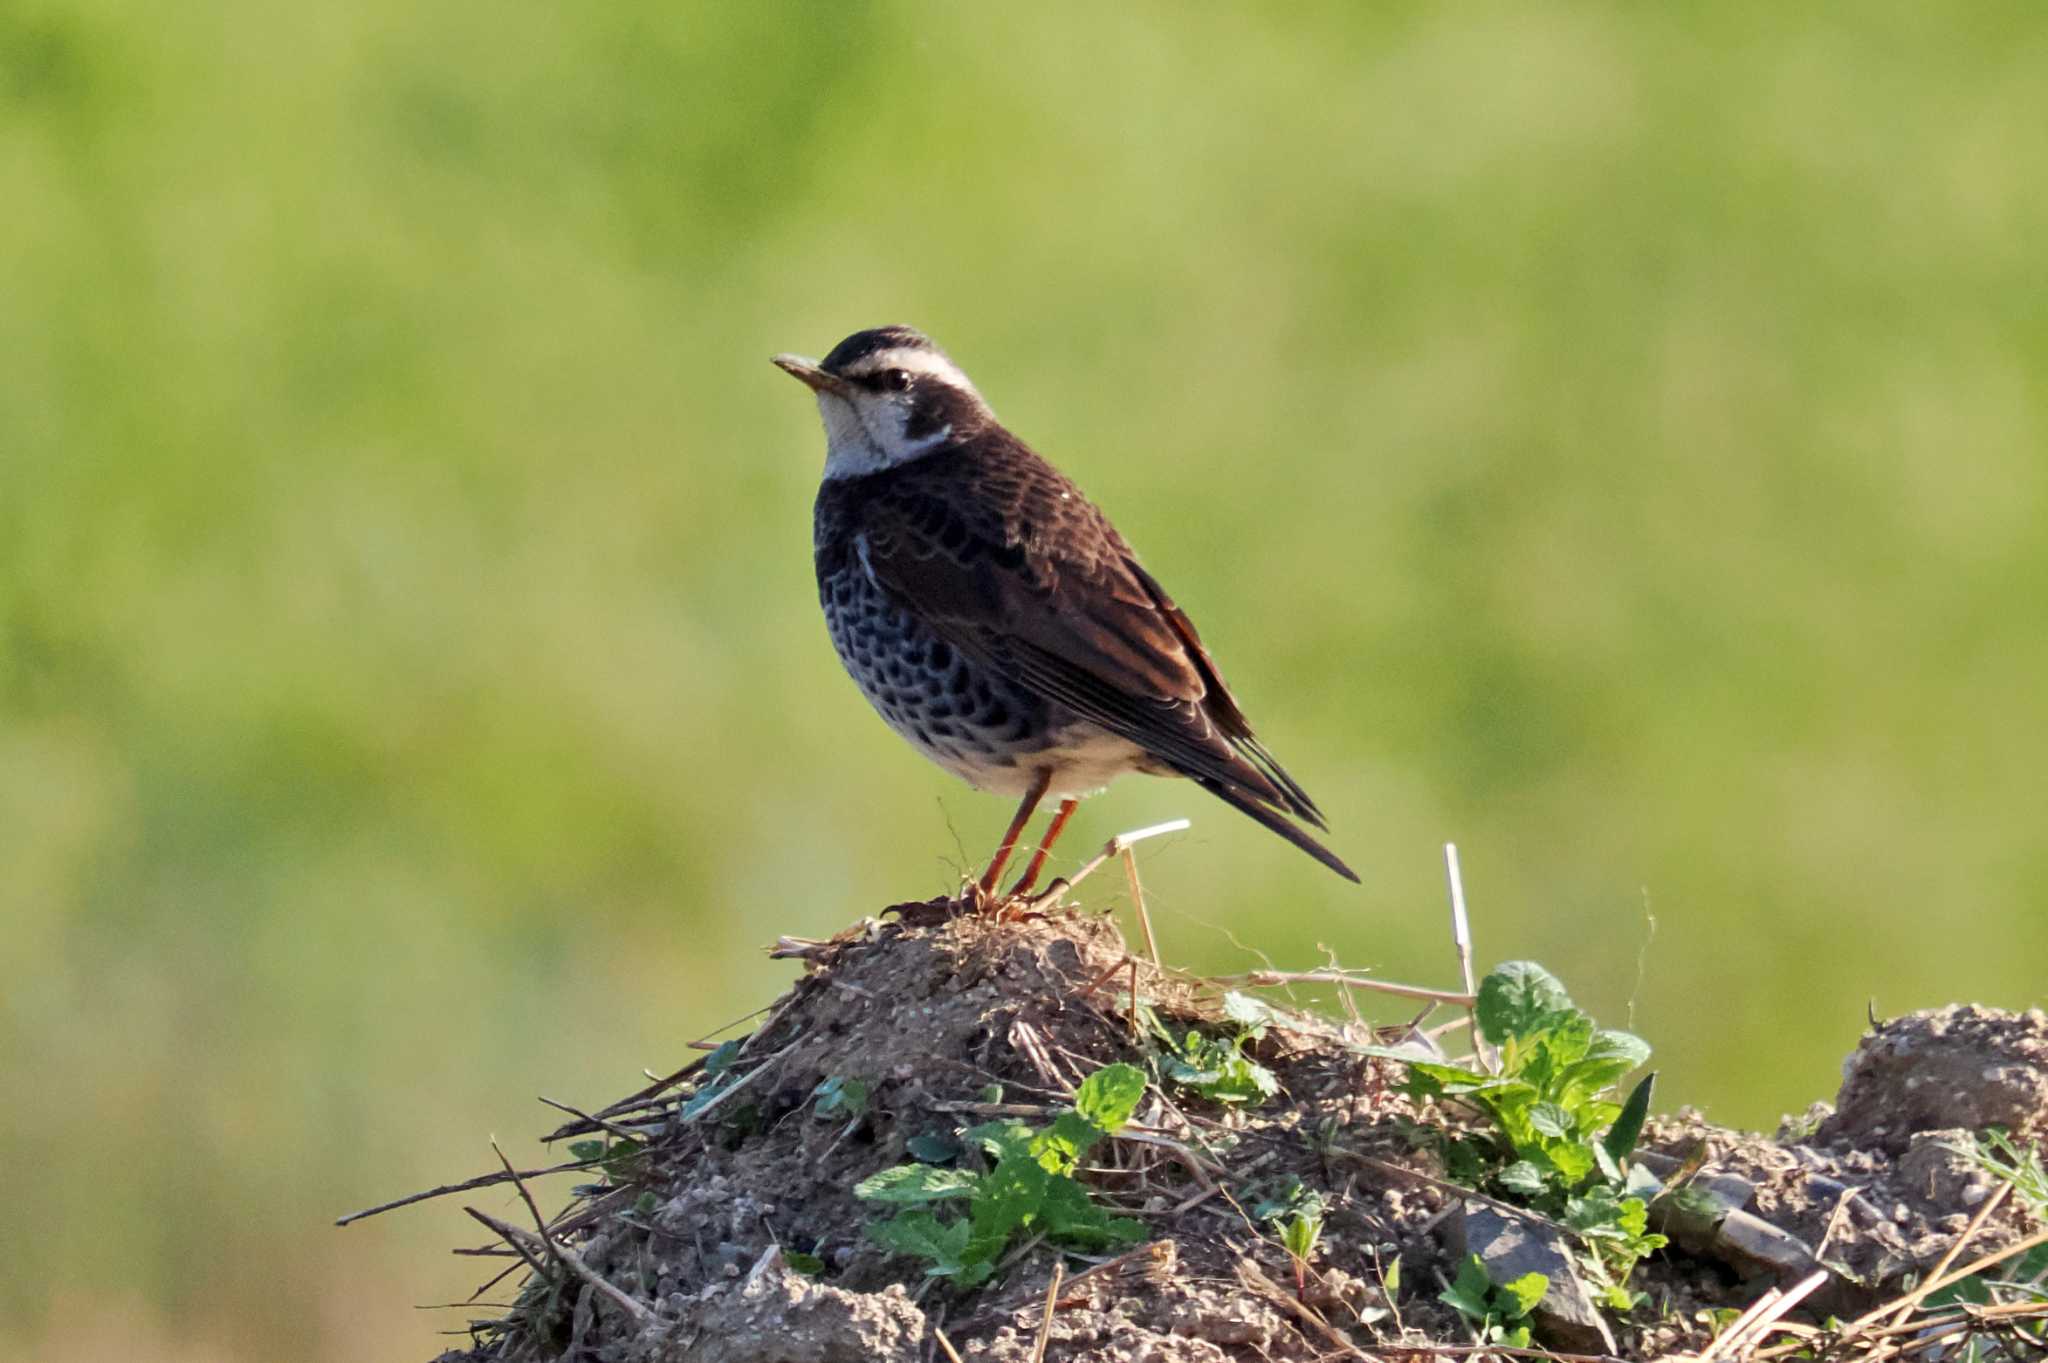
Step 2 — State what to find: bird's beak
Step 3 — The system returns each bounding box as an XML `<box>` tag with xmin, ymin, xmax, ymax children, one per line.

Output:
<box><xmin>772</xmin><ymin>353</ymin><xmax>849</xmax><ymax>397</ymax></box>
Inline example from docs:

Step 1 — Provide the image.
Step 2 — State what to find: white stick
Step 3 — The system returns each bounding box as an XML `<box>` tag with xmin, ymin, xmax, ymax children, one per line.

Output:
<box><xmin>1444</xmin><ymin>843</ymin><xmax>1486</xmax><ymax>1068</ymax></box>
<box><xmin>1445</xmin><ymin>843</ymin><xmax>1475</xmax><ymax>995</ymax></box>
<box><xmin>1029</xmin><ymin>819</ymin><xmax>1191</xmax><ymax>905</ymax></box>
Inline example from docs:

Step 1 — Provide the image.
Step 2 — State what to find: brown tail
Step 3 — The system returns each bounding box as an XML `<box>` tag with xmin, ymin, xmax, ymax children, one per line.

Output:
<box><xmin>1191</xmin><ymin>774</ymin><xmax>1360</xmax><ymax>883</ymax></box>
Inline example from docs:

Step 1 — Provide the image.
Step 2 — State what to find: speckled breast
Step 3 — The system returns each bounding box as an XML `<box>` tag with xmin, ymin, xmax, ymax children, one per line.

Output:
<box><xmin>815</xmin><ymin>559</ymin><xmax>1052</xmax><ymax>793</ymax></box>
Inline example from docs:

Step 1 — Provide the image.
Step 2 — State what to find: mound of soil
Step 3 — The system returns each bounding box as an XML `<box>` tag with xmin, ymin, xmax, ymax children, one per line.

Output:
<box><xmin>413</xmin><ymin>905</ymin><xmax>2045</xmax><ymax>1362</ymax></box>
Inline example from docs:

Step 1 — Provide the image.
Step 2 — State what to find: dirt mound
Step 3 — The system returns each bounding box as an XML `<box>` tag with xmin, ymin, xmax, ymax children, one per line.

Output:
<box><xmin>401</xmin><ymin>905</ymin><xmax>2046</xmax><ymax>1362</ymax></box>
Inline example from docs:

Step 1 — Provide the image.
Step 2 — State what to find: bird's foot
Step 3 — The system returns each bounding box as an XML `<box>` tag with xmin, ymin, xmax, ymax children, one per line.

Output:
<box><xmin>884</xmin><ymin>893</ymin><xmax>962</xmax><ymax>927</ymax></box>
<box><xmin>951</xmin><ymin>875</ymin><xmax>1069</xmax><ymax>920</ymax></box>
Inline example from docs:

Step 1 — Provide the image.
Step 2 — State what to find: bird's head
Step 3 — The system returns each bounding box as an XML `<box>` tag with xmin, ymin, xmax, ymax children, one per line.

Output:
<box><xmin>773</xmin><ymin>326</ymin><xmax>991</xmax><ymax>479</ymax></box>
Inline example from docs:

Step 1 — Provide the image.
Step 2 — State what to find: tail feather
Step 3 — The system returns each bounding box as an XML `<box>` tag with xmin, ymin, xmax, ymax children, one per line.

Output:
<box><xmin>1232</xmin><ymin>735</ymin><xmax>1329</xmax><ymax>830</ymax></box>
<box><xmin>1191</xmin><ymin>774</ymin><xmax>1360</xmax><ymax>883</ymax></box>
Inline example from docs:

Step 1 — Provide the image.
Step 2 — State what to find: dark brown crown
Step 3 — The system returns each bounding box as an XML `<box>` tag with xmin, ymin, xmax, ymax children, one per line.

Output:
<box><xmin>820</xmin><ymin>326</ymin><xmax>941</xmax><ymax>376</ymax></box>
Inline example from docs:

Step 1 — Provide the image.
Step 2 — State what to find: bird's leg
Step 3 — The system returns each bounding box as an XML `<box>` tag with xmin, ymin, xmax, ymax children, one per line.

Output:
<box><xmin>1006</xmin><ymin>797</ymin><xmax>1079</xmax><ymax>899</ymax></box>
<box><xmin>976</xmin><ymin>770</ymin><xmax>1051</xmax><ymax>902</ymax></box>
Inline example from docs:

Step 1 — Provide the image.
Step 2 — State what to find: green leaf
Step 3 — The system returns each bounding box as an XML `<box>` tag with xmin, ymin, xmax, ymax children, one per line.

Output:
<box><xmin>784</xmin><ymin>1251</ymin><xmax>825</xmax><ymax>1276</ymax></box>
<box><xmin>1281</xmin><ymin>1211</ymin><xmax>1323</xmax><ymax>1261</ymax></box>
<box><xmin>1444</xmin><ymin>1136</ymin><xmax>1495</xmax><ymax>1186</ymax></box>
<box><xmin>1594</xmin><ymin>1139</ymin><xmax>1624</xmax><ymax>1184</ymax></box>
<box><xmin>1528</xmin><ymin>1012</ymin><xmax>1595</xmax><ymax>1073</ymax></box>
<box><xmin>1032</xmin><ymin>1112</ymin><xmax>1100</xmax><ymax>1175</ymax></box>
<box><xmin>868</xmin><ymin>1211</ymin><xmax>973</xmax><ymax>1277</ymax></box>
<box><xmin>1476</xmin><ymin>962</ymin><xmax>1574</xmax><ymax>1047</ymax></box>
<box><xmin>853</xmin><ymin>1164</ymin><xmax>979</xmax><ymax>1204</ymax></box>
<box><xmin>812</xmin><ymin>1075</ymin><xmax>870</xmax><ymax>1121</ymax></box>
<box><xmin>679</xmin><ymin>1074</ymin><xmax>735</xmax><ymax>1122</ymax></box>
<box><xmin>567</xmin><ymin>1137</ymin><xmax>645</xmax><ymax>1179</ymax></box>
<box><xmin>971</xmin><ymin>1149</ymin><xmax>1051</xmax><ymax>1244</ymax></box>
<box><xmin>1163</xmin><ymin>1031</ymin><xmax>1279</xmax><ymax>1106</ymax></box>
<box><xmin>1565</xmin><ymin>1185</ymin><xmax>1622</xmax><ymax>1231</ymax></box>
<box><xmin>1556</xmin><ymin>1031</ymin><xmax>1652</xmax><ymax>1104</ymax></box>
<box><xmin>1497</xmin><ymin>1270</ymin><xmax>1550</xmax><ymax>1317</ymax></box>
<box><xmin>1470</xmin><ymin>1079</ymin><xmax>1541</xmax><ymax>1145</ymax></box>
<box><xmin>1392</xmin><ymin>1058</ymin><xmax>1509</xmax><ymax>1095</ymax></box>
<box><xmin>1529</xmin><ymin>1101</ymin><xmax>1576</xmax><ymax>1139</ymax></box>
<box><xmin>1073</xmin><ymin>1062</ymin><xmax>1146</xmax><ymax>1134</ymax></box>
<box><xmin>1221</xmin><ymin>990</ymin><xmax>1282</xmax><ymax>1031</ymax></box>
<box><xmin>1587</xmin><ymin>1029</ymin><xmax>1653</xmax><ymax>1070</ymax></box>
<box><xmin>1441</xmin><ymin>1254</ymin><xmax>1495</xmax><ymax>1321</ymax></box>
<box><xmin>1658</xmin><ymin>1183</ymin><xmax>1728</xmax><ymax>1224</ymax></box>
<box><xmin>1250</xmin><ymin>1175</ymin><xmax>1324</xmax><ymax>1224</ymax></box>
<box><xmin>963</xmin><ymin>1119</ymin><xmax>1034</xmax><ymax>1163</ymax></box>
<box><xmin>1544</xmin><ymin>1140</ymin><xmax>1596</xmax><ymax>1185</ymax></box>
<box><xmin>1497</xmin><ymin>1161</ymin><xmax>1547</xmax><ymax>1197</ymax></box>
<box><xmin>905</xmin><ymin>1132</ymin><xmax>962</xmax><ymax>1164</ymax></box>
<box><xmin>1597</xmin><ymin>1282</ymin><xmax>1645</xmax><ymax>1312</ymax></box>
<box><xmin>1623</xmin><ymin>1161</ymin><xmax>1665</xmax><ymax>1198</ymax></box>
<box><xmin>1037</xmin><ymin>1175</ymin><xmax>1144</xmax><ymax>1248</ymax></box>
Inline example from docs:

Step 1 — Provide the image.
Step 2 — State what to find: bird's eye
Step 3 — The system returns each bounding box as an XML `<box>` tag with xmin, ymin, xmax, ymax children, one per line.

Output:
<box><xmin>883</xmin><ymin>368</ymin><xmax>911</xmax><ymax>392</ymax></box>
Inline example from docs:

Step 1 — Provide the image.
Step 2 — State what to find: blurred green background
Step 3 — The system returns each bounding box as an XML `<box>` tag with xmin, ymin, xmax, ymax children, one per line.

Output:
<box><xmin>4</xmin><ymin>2</ymin><xmax>2044</xmax><ymax>1358</ymax></box>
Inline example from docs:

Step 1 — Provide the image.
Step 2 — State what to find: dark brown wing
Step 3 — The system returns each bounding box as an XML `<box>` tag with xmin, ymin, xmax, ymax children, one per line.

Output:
<box><xmin>846</xmin><ymin>439</ymin><xmax>1357</xmax><ymax>882</ymax></box>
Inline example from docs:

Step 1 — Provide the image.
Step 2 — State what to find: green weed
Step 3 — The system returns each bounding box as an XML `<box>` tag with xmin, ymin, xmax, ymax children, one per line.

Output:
<box><xmin>1440</xmin><ymin>1252</ymin><xmax>1547</xmax><ymax>1348</ymax></box>
<box><xmin>856</xmin><ymin>1063</ymin><xmax>1147</xmax><ymax>1286</ymax></box>
<box><xmin>1372</xmin><ymin>961</ymin><xmax>1665</xmax><ymax>1307</ymax></box>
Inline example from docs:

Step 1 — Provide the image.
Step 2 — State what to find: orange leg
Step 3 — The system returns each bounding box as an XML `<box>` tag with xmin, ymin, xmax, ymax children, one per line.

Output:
<box><xmin>977</xmin><ymin>769</ymin><xmax>1051</xmax><ymax>898</ymax></box>
<box><xmin>1006</xmin><ymin>797</ymin><xmax>1079</xmax><ymax>898</ymax></box>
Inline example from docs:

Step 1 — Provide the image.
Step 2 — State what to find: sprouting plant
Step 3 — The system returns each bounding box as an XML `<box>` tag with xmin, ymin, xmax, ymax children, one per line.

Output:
<box><xmin>1152</xmin><ymin>991</ymin><xmax>1281</xmax><ymax>1106</ymax></box>
<box><xmin>812</xmin><ymin>1075</ymin><xmax>870</xmax><ymax>1122</ymax></box>
<box><xmin>565</xmin><ymin>1135</ymin><xmax>648</xmax><ymax>1198</ymax></box>
<box><xmin>855</xmin><ymin>1062</ymin><xmax>1147</xmax><ymax>1287</ymax></box>
<box><xmin>1965</xmin><ymin>1129</ymin><xmax>2048</xmax><ymax>1212</ymax></box>
<box><xmin>1251</xmin><ymin>1176</ymin><xmax>1326</xmax><ymax>1297</ymax></box>
<box><xmin>1369</xmin><ymin>961</ymin><xmax>1665</xmax><ymax>1305</ymax></box>
<box><xmin>1441</xmin><ymin>1252</ymin><xmax>1547</xmax><ymax>1347</ymax></box>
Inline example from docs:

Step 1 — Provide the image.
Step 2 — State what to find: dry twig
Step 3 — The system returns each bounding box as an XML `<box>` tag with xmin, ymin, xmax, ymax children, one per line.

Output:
<box><xmin>463</xmin><ymin>1207</ymin><xmax>652</xmax><ymax>1326</ymax></box>
<box><xmin>1030</xmin><ymin>1260</ymin><xmax>1065</xmax><ymax>1363</ymax></box>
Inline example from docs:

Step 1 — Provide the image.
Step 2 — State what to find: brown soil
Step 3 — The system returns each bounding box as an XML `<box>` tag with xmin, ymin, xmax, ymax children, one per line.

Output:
<box><xmin>412</xmin><ymin>904</ymin><xmax>2046</xmax><ymax>1363</ymax></box>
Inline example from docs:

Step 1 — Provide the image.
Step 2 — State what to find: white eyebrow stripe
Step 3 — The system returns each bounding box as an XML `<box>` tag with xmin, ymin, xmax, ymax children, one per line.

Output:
<box><xmin>852</xmin><ymin>347</ymin><xmax>980</xmax><ymax>394</ymax></box>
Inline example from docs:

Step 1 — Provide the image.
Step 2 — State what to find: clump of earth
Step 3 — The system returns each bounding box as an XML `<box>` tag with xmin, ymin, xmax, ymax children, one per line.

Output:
<box><xmin>412</xmin><ymin>904</ymin><xmax>2046</xmax><ymax>1362</ymax></box>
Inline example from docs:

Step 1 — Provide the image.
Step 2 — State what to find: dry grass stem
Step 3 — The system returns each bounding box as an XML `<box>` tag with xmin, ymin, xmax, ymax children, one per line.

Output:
<box><xmin>334</xmin><ymin>1157</ymin><xmax>598</xmax><ymax>1226</ymax></box>
<box><xmin>1030</xmin><ymin>1260</ymin><xmax>1065</xmax><ymax>1363</ymax></box>
<box><xmin>464</xmin><ymin>1206</ymin><xmax>653</xmax><ymax>1326</ymax></box>
<box><xmin>1027</xmin><ymin>818</ymin><xmax>1191</xmax><ymax>906</ymax></box>
<box><xmin>1829</xmin><ymin>1180</ymin><xmax>2014</xmax><ymax>1345</ymax></box>
<box><xmin>1699</xmin><ymin>1269</ymin><xmax>1827</xmax><ymax>1360</ymax></box>
<box><xmin>1214</xmin><ymin>967</ymin><xmax>1476</xmax><ymax>1008</ymax></box>
<box><xmin>1121</xmin><ymin>844</ymin><xmax>1162</xmax><ymax>966</ymax></box>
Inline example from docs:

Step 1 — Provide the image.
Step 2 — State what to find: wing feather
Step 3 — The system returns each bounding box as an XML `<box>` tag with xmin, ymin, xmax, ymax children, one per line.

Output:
<box><xmin>853</xmin><ymin>448</ymin><xmax>1328</xmax><ymax>831</ymax></box>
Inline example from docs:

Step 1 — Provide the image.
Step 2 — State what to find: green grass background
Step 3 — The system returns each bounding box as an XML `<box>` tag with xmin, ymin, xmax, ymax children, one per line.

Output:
<box><xmin>4</xmin><ymin>3</ymin><xmax>2044</xmax><ymax>1357</ymax></box>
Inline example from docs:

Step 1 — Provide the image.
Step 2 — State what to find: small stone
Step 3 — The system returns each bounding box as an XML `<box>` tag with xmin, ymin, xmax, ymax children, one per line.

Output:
<box><xmin>1450</xmin><ymin>1202</ymin><xmax>1618</xmax><ymax>1355</ymax></box>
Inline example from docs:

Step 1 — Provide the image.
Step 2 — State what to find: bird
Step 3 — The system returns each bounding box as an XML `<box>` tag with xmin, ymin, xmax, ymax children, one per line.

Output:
<box><xmin>773</xmin><ymin>325</ymin><xmax>1357</xmax><ymax>901</ymax></box>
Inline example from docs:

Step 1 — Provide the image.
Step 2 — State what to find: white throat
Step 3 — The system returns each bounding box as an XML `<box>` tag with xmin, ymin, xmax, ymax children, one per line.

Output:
<box><xmin>816</xmin><ymin>393</ymin><xmax>951</xmax><ymax>480</ymax></box>
<box><xmin>812</xmin><ymin>346</ymin><xmax>984</xmax><ymax>481</ymax></box>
